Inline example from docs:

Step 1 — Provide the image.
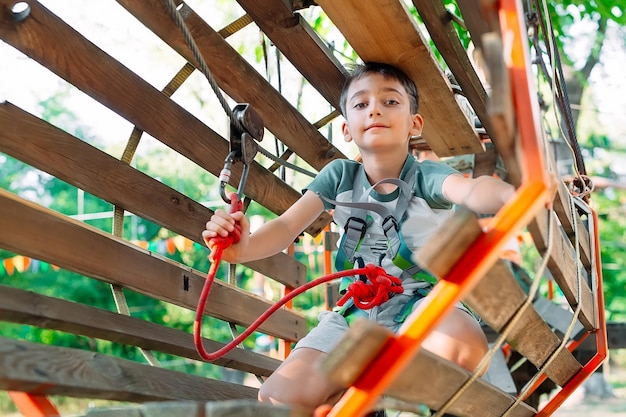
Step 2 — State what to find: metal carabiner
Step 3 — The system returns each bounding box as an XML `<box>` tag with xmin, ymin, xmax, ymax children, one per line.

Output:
<box><xmin>218</xmin><ymin>104</ymin><xmax>264</xmax><ymax>204</ymax></box>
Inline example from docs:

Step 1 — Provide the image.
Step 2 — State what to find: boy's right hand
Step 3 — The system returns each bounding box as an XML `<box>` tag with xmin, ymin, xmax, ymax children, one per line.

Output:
<box><xmin>202</xmin><ymin>208</ymin><xmax>250</xmax><ymax>263</ymax></box>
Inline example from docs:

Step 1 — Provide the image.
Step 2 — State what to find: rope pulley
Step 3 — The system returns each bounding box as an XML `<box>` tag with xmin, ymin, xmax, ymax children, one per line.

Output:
<box><xmin>219</xmin><ymin>103</ymin><xmax>264</xmax><ymax>203</ymax></box>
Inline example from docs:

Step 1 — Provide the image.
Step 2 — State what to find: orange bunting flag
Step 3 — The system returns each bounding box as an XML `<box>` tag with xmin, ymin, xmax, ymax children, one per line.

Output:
<box><xmin>165</xmin><ymin>238</ymin><xmax>177</xmax><ymax>255</ymax></box>
<box><xmin>3</xmin><ymin>258</ymin><xmax>15</xmax><ymax>276</ymax></box>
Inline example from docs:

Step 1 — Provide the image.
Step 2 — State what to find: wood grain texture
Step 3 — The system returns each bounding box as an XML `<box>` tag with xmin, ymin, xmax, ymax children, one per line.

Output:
<box><xmin>0</xmin><ymin>337</ymin><xmax>258</xmax><ymax>403</ymax></box>
<box><xmin>411</xmin><ymin>0</ymin><xmax>494</xmax><ymax>142</ymax></box>
<box><xmin>466</xmin><ymin>260</ymin><xmax>582</xmax><ymax>386</ymax></box>
<box><xmin>528</xmin><ymin>208</ymin><xmax>596</xmax><ymax>330</ymax></box>
<box><xmin>0</xmin><ymin>102</ymin><xmax>307</xmax><ymax>288</ymax></box>
<box><xmin>0</xmin><ymin>285</ymin><xmax>281</xmax><ymax>377</ymax></box>
<box><xmin>317</xmin><ymin>0</ymin><xmax>484</xmax><ymax>157</ymax></box>
<box><xmin>236</xmin><ymin>0</ymin><xmax>346</xmax><ymax>110</ymax></box>
<box><xmin>0</xmin><ymin>189</ymin><xmax>307</xmax><ymax>341</ymax></box>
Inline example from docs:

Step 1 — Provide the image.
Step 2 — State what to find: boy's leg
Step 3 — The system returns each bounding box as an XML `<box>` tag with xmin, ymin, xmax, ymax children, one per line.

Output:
<box><xmin>421</xmin><ymin>307</ymin><xmax>489</xmax><ymax>373</ymax></box>
<box><xmin>258</xmin><ymin>347</ymin><xmax>345</xmax><ymax>409</ymax></box>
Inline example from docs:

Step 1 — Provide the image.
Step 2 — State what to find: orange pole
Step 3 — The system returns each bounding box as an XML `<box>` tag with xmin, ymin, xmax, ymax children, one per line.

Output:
<box><xmin>8</xmin><ymin>392</ymin><xmax>60</xmax><ymax>417</ymax></box>
<box><xmin>279</xmin><ymin>242</ymin><xmax>296</xmax><ymax>359</ymax></box>
<box><xmin>328</xmin><ymin>0</ymin><xmax>551</xmax><ymax>415</ymax></box>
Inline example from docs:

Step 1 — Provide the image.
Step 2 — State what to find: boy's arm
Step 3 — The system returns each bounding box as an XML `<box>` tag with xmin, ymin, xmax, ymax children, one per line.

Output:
<box><xmin>204</xmin><ymin>190</ymin><xmax>325</xmax><ymax>264</ymax></box>
<box><xmin>442</xmin><ymin>174</ymin><xmax>515</xmax><ymax>214</ymax></box>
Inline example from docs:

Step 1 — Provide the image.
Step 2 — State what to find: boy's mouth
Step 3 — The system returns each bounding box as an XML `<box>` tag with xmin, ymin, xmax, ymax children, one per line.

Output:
<box><xmin>365</xmin><ymin>123</ymin><xmax>387</xmax><ymax>131</ymax></box>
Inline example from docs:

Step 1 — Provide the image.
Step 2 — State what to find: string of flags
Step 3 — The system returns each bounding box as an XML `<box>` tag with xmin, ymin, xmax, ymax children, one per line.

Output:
<box><xmin>0</xmin><ymin>235</ymin><xmax>198</xmax><ymax>277</ymax></box>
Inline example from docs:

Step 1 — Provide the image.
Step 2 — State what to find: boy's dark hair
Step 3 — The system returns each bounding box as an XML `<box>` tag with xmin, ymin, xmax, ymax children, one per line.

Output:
<box><xmin>339</xmin><ymin>62</ymin><xmax>420</xmax><ymax>116</ymax></box>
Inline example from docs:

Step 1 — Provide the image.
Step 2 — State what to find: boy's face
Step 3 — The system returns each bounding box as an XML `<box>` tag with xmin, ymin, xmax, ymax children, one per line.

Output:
<box><xmin>342</xmin><ymin>73</ymin><xmax>423</xmax><ymax>154</ymax></box>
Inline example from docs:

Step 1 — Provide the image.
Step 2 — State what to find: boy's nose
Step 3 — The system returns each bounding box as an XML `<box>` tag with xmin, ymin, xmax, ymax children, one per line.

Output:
<box><xmin>369</xmin><ymin>106</ymin><xmax>382</xmax><ymax>117</ymax></box>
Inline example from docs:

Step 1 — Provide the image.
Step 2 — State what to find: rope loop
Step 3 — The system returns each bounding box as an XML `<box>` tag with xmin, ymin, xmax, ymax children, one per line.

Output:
<box><xmin>337</xmin><ymin>264</ymin><xmax>404</xmax><ymax>310</ymax></box>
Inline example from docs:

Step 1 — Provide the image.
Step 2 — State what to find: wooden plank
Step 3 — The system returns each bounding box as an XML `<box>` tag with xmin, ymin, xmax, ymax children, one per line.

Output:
<box><xmin>115</xmin><ymin>0</ymin><xmax>346</xmax><ymax>170</ymax></box>
<box><xmin>0</xmin><ymin>190</ymin><xmax>307</xmax><ymax>341</ymax></box>
<box><xmin>317</xmin><ymin>0</ymin><xmax>484</xmax><ymax>157</ymax></box>
<box><xmin>466</xmin><ymin>260</ymin><xmax>582</xmax><ymax>386</ymax></box>
<box><xmin>0</xmin><ymin>285</ymin><xmax>281</xmax><ymax>377</ymax></box>
<box><xmin>528</xmin><ymin>208</ymin><xmax>596</xmax><ymax>330</ymax></box>
<box><xmin>413</xmin><ymin>208</ymin><xmax>483</xmax><ymax>278</ymax></box>
<box><xmin>320</xmin><ymin>320</ymin><xmax>535</xmax><ymax>417</ymax></box>
<box><xmin>236</xmin><ymin>0</ymin><xmax>346</xmax><ymax>110</ymax></box>
<box><xmin>533</xmin><ymin>296</ymin><xmax>585</xmax><ymax>339</ymax></box>
<box><xmin>0</xmin><ymin>1</ymin><xmax>332</xmax><ymax>237</ymax></box>
<box><xmin>81</xmin><ymin>401</ymin><xmax>311</xmax><ymax>417</ymax></box>
<box><xmin>552</xmin><ymin>180</ymin><xmax>592</xmax><ymax>271</ymax></box>
<box><xmin>411</xmin><ymin>0</ymin><xmax>495</xmax><ymax>143</ymax></box>
<box><xmin>0</xmin><ymin>102</ymin><xmax>306</xmax><ymax>288</ymax></box>
<box><xmin>0</xmin><ymin>337</ymin><xmax>258</xmax><ymax>403</ymax></box>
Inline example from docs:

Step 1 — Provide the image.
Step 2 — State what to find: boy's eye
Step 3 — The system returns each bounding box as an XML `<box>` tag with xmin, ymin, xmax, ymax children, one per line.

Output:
<box><xmin>353</xmin><ymin>102</ymin><xmax>367</xmax><ymax>109</ymax></box>
<box><xmin>385</xmin><ymin>99</ymin><xmax>400</xmax><ymax>105</ymax></box>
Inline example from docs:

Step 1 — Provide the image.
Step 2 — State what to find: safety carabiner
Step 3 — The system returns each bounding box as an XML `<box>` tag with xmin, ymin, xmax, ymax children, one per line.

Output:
<box><xmin>218</xmin><ymin>104</ymin><xmax>264</xmax><ymax>204</ymax></box>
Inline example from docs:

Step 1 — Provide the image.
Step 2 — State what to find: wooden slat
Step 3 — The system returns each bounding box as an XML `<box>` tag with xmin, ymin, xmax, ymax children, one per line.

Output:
<box><xmin>0</xmin><ymin>285</ymin><xmax>281</xmax><ymax>377</ymax></box>
<box><xmin>528</xmin><ymin>208</ymin><xmax>596</xmax><ymax>330</ymax></box>
<box><xmin>411</xmin><ymin>0</ymin><xmax>495</xmax><ymax>142</ymax></box>
<box><xmin>82</xmin><ymin>401</ymin><xmax>311</xmax><ymax>417</ymax></box>
<box><xmin>0</xmin><ymin>337</ymin><xmax>258</xmax><ymax>403</ymax></box>
<box><xmin>321</xmin><ymin>320</ymin><xmax>536</xmax><ymax>417</ymax></box>
<box><xmin>465</xmin><ymin>260</ymin><xmax>582</xmax><ymax>386</ymax></box>
<box><xmin>236</xmin><ymin>0</ymin><xmax>346</xmax><ymax>110</ymax></box>
<box><xmin>317</xmin><ymin>0</ymin><xmax>484</xmax><ymax>157</ymax></box>
<box><xmin>115</xmin><ymin>0</ymin><xmax>346</xmax><ymax>171</ymax></box>
<box><xmin>0</xmin><ymin>1</ymin><xmax>331</xmax><ymax>236</ymax></box>
<box><xmin>0</xmin><ymin>189</ymin><xmax>307</xmax><ymax>341</ymax></box>
<box><xmin>413</xmin><ymin>208</ymin><xmax>483</xmax><ymax>278</ymax></box>
<box><xmin>0</xmin><ymin>102</ymin><xmax>306</xmax><ymax>288</ymax></box>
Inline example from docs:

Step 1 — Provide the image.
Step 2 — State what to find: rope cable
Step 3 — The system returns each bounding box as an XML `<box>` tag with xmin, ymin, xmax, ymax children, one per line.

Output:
<box><xmin>163</xmin><ymin>0</ymin><xmax>245</xmax><ymax>133</ymax></box>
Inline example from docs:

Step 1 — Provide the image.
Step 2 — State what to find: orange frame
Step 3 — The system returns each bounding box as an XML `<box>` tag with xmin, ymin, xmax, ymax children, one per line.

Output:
<box><xmin>325</xmin><ymin>0</ymin><xmax>606</xmax><ymax>416</ymax></box>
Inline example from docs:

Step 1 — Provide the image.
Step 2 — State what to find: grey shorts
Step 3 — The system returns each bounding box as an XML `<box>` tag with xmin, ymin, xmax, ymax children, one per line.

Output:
<box><xmin>294</xmin><ymin>291</ymin><xmax>472</xmax><ymax>353</ymax></box>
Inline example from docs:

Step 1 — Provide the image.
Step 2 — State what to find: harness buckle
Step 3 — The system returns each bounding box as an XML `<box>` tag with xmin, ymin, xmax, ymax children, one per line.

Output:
<box><xmin>381</xmin><ymin>215</ymin><xmax>399</xmax><ymax>236</ymax></box>
<box><xmin>343</xmin><ymin>217</ymin><xmax>368</xmax><ymax>262</ymax></box>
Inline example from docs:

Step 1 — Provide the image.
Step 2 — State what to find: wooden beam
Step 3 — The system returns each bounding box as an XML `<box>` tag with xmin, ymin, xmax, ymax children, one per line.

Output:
<box><xmin>0</xmin><ymin>285</ymin><xmax>281</xmax><ymax>377</ymax></box>
<box><xmin>321</xmin><ymin>319</ymin><xmax>536</xmax><ymax>417</ymax></box>
<box><xmin>411</xmin><ymin>0</ymin><xmax>495</xmax><ymax>143</ymax></box>
<box><xmin>0</xmin><ymin>102</ymin><xmax>307</xmax><ymax>288</ymax></box>
<box><xmin>528</xmin><ymin>208</ymin><xmax>596</xmax><ymax>330</ymax></box>
<box><xmin>0</xmin><ymin>337</ymin><xmax>258</xmax><ymax>403</ymax></box>
<box><xmin>0</xmin><ymin>189</ymin><xmax>307</xmax><ymax>341</ymax></box>
<box><xmin>236</xmin><ymin>0</ymin><xmax>346</xmax><ymax>110</ymax></box>
<box><xmin>0</xmin><ymin>1</ymin><xmax>332</xmax><ymax>236</ymax></box>
<box><xmin>115</xmin><ymin>0</ymin><xmax>346</xmax><ymax>170</ymax></box>
<box><xmin>316</xmin><ymin>0</ymin><xmax>484</xmax><ymax>157</ymax></box>
<box><xmin>465</xmin><ymin>260</ymin><xmax>582</xmax><ymax>386</ymax></box>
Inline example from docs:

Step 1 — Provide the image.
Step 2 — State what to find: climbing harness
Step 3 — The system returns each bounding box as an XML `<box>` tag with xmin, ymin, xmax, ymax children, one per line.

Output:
<box><xmin>316</xmin><ymin>158</ymin><xmax>441</xmax><ymax>320</ymax></box>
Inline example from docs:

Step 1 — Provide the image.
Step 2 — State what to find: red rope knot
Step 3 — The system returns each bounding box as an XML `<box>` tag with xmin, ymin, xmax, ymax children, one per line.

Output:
<box><xmin>336</xmin><ymin>264</ymin><xmax>404</xmax><ymax>310</ymax></box>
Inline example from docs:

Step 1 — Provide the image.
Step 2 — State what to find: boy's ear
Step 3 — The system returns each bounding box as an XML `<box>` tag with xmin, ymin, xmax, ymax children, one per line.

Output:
<box><xmin>342</xmin><ymin>121</ymin><xmax>353</xmax><ymax>143</ymax></box>
<box><xmin>410</xmin><ymin>113</ymin><xmax>424</xmax><ymax>137</ymax></box>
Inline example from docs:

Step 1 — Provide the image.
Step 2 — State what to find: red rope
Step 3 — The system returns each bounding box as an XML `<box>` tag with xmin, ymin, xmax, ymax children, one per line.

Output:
<box><xmin>194</xmin><ymin>195</ymin><xmax>404</xmax><ymax>361</ymax></box>
<box><xmin>336</xmin><ymin>272</ymin><xmax>403</xmax><ymax>310</ymax></box>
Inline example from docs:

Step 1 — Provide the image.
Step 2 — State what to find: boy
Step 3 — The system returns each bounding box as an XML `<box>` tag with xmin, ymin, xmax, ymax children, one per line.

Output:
<box><xmin>202</xmin><ymin>62</ymin><xmax>515</xmax><ymax>412</ymax></box>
